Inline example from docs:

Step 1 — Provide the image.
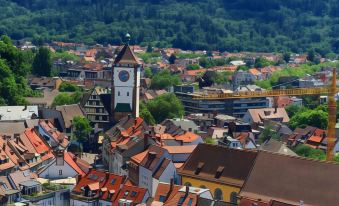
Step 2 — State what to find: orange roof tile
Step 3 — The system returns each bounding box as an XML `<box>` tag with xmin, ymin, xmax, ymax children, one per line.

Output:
<box><xmin>65</xmin><ymin>152</ymin><xmax>85</xmax><ymax>176</ymax></box>
<box><xmin>249</xmin><ymin>68</ymin><xmax>261</xmax><ymax>76</ymax></box>
<box><xmin>308</xmin><ymin>136</ymin><xmax>322</xmax><ymax>143</ymax></box>
<box><xmin>175</xmin><ymin>132</ymin><xmax>199</xmax><ymax>143</ymax></box>
<box><xmin>162</xmin><ymin>145</ymin><xmax>197</xmax><ymax>154</ymax></box>
<box><xmin>131</xmin><ymin>150</ymin><xmax>148</xmax><ymax>164</ymax></box>
<box><xmin>186</xmin><ymin>69</ymin><xmax>205</xmax><ymax>76</ymax></box>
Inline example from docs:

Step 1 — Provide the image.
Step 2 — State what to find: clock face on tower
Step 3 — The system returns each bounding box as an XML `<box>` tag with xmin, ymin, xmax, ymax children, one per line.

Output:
<box><xmin>118</xmin><ymin>70</ymin><xmax>130</xmax><ymax>82</ymax></box>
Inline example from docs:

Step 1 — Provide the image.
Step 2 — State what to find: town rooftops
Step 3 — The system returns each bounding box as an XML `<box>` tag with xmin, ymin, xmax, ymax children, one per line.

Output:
<box><xmin>179</xmin><ymin>144</ymin><xmax>258</xmax><ymax>187</ymax></box>
<box><xmin>246</xmin><ymin>108</ymin><xmax>289</xmax><ymax>123</ymax></box>
<box><xmin>240</xmin><ymin>151</ymin><xmax>339</xmax><ymax>205</ymax></box>
<box><xmin>0</xmin><ymin>106</ymin><xmax>38</xmax><ymax>121</ymax></box>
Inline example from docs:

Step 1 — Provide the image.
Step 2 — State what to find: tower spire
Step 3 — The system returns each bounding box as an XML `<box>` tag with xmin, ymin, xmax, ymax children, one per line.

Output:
<box><xmin>125</xmin><ymin>33</ymin><xmax>131</xmax><ymax>45</ymax></box>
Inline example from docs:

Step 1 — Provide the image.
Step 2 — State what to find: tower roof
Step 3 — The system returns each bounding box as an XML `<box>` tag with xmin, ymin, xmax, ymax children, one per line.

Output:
<box><xmin>114</xmin><ymin>44</ymin><xmax>141</xmax><ymax>65</ymax></box>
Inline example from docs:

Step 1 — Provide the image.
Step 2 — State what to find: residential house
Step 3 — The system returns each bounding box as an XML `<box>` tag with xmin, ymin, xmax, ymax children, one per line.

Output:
<box><xmin>151</xmin><ymin>182</ymin><xmax>213</xmax><ymax>206</ymax></box>
<box><xmin>248</xmin><ymin>68</ymin><xmax>263</xmax><ymax>80</ymax></box>
<box><xmin>214</xmin><ymin>115</ymin><xmax>236</xmax><ymax>128</ymax></box>
<box><xmin>161</xmin><ymin>119</ymin><xmax>199</xmax><ymax>134</ymax></box>
<box><xmin>243</xmin><ymin>108</ymin><xmax>290</xmax><ymax>125</ymax></box>
<box><xmin>137</xmin><ymin>145</ymin><xmax>177</xmax><ymax>196</ymax></box>
<box><xmin>179</xmin><ymin>144</ymin><xmax>258</xmax><ymax>203</ymax></box>
<box><xmin>187</xmin><ymin>113</ymin><xmax>214</xmax><ymax>132</ymax></box>
<box><xmin>219</xmin><ymin>133</ymin><xmax>256</xmax><ymax>149</ymax></box>
<box><xmin>181</xmin><ymin>69</ymin><xmax>205</xmax><ymax>82</ymax></box>
<box><xmin>80</xmin><ymin>87</ymin><xmax>111</xmax><ymax>131</ymax></box>
<box><xmin>259</xmin><ymin>139</ymin><xmax>297</xmax><ymax>156</ymax></box>
<box><xmin>0</xmin><ymin>176</ymin><xmax>21</xmax><ymax>204</ymax></box>
<box><xmin>37</xmin><ymin>120</ymin><xmax>70</xmax><ymax>150</ymax></box>
<box><xmin>0</xmin><ymin>106</ymin><xmax>38</xmax><ymax>121</ymax></box>
<box><xmin>102</xmin><ymin>116</ymin><xmax>150</xmax><ymax>175</ymax></box>
<box><xmin>38</xmin><ymin>150</ymin><xmax>85</xmax><ymax>179</ymax></box>
<box><xmin>232</xmin><ymin>70</ymin><xmax>255</xmax><ymax>88</ymax></box>
<box><xmin>56</xmin><ymin>104</ymin><xmax>85</xmax><ymax>134</ymax></box>
<box><xmin>239</xmin><ymin>151</ymin><xmax>339</xmax><ymax>205</ymax></box>
<box><xmin>71</xmin><ymin>169</ymin><xmax>149</xmax><ymax>206</ymax></box>
<box><xmin>29</xmin><ymin>77</ymin><xmax>63</xmax><ymax>90</ymax></box>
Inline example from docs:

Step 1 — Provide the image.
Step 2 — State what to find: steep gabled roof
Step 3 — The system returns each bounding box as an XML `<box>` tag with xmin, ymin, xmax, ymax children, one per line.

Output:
<box><xmin>240</xmin><ymin>151</ymin><xmax>339</xmax><ymax>205</ymax></box>
<box><xmin>179</xmin><ymin>144</ymin><xmax>258</xmax><ymax>187</ymax></box>
<box><xmin>114</xmin><ymin>44</ymin><xmax>141</xmax><ymax>65</ymax></box>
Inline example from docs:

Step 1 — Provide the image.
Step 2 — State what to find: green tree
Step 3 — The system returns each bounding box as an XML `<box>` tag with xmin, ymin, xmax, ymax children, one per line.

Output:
<box><xmin>52</xmin><ymin>92</ymin><xmax>82</xmax><ymax>107</ymax></box>
<box><xmin>307</xmin><ymin>49</ymin><xmax>316</xmax><ymax>62</ymax></box>
<box><xmin>151</xmin><ymin>70</ymin><xmax>181</xmax><ymax>90</ymax></box>
<box><xmin>204</xmin><ymin>137</ymin><xmax>216</xmax><ymax>144</ymax></box>
<box><xmin>145</xmin><ymin>93</ymin><xmax>184</xmax><ymax>123</ymax></box>
<box><xmin>288</xmin><ymin>108</ymin><xmax>328</xmax><ymax>130</ymax></box>
<box><xmin>32</xmin><ymin>47</ymin><xmax>52</xmax><ymax>77</ymax></box>
<box><xmin>139</xmin><ymin>102</ymin><xmax>156</xmax><ymax>125</ymax></box>
<box><xmin>254</xmin><ymin>57</ymin><xmax>272</xmax><ymax>68</ymax></box>
<box><xmin>144</xmin><ymin>67</ymin><xmax>153</xmax><ymax>78</ymax></box>
<box><xmin>169</xmin><ymin>54</ymin><xmax>177</xmax><ymax>64</ymax></box>
<box><xmin>258</xmin><ymin>124</ymin><xmax>280</xmax><ymax>144</ymax></box>
<box><xmin>59</xmin><ymin>82</ymin><xmax>81</xmax><ymax>92</ymax></box>
<box><xmin>285</xmin><ymin>104</ymin><xmax>303</xmax><ymax>118</ymax></box>
<box><xmin>186</xmin><ymin>64</ymin><xmax>200</xmax><ymax>70</ymax></box>
<box><xmin>294</xmin><ymin>144</ymin><xmax>326</xmax><ymax>161</ymax></box>
<box><xmin>72</xmin><ymin>116</ymin><xmax>93</xmax><ymax>143</ymax></box>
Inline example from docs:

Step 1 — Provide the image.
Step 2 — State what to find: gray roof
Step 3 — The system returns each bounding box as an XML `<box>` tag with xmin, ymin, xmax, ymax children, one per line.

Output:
<box><xmin>259</xmin><ymin>139</ymin><xmax>297</xmax><ymax>157</ymax></box>
<box><xmin>197</xmin><ymin>197</ymin><xmax>236</xmax><ymax>206</ymax></box>
<box><xmin>0</xmin><ymin>106</ymin><xmax>38</xmax><ymax>121</ymax></box>
<box><xmin>19</xmin><ymin>180</ymin><xmax>40</xmax><ymax>188</ymax></box>
<box><xmin>165</xmin><ymin>118</ymin><xmax>199</xmax><ymax>132</ymax></box>
<box><xmin>0</xmin><ymin>121</ymin><xmax>27</xmax><ymax>134</ymax></box>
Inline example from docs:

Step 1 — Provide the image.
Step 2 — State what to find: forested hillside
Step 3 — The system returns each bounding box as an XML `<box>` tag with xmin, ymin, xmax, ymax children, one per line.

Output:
<box><xmin>1</xmin><ymin>0</ymin><xmax>339</xmax><ymax>54</ymax></box>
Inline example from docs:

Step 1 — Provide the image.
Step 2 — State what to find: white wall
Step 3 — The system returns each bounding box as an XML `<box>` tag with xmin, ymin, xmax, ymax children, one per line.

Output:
<box><xmin>139</xmin><ymin>167</ymin><xmax>153</xmax><ymax>195</ymax></box>
<box><xmin>113</xmin><ymin>67</ymin><xmax>135</xmax><ymax>87</ymax></box>
<box><xmin>152</xmin><ymin>162</ymin><xmax>176</xmax><ymax>197</ymax></box>
<box><xmin>71</xmin><ymin>199</ymin><xmax>97</xmax><ymax>206</ymax></box>
<box><xmin>39</xmin><ymin>160</ymin><xmax>78</xmax><ymax>179</ymax></box>
<box><xmin>114</xmin><ymin>87</ymin><xmax>133</xmax><ymax>108</ymax></box>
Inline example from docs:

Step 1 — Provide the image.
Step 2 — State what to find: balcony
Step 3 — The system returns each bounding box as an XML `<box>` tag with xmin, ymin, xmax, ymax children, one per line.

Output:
<box><xmin>22</xmin><ymin>183</ymin><xmax>68</xmax><ymax>202</ymax></box>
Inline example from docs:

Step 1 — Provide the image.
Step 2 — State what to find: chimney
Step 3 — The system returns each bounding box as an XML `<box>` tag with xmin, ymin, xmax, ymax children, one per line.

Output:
<box><xmin>105</xmin><ymin>172</ymin><xmax>110</xmax><ymax>180</ymax></box>
<box><xmin>144</xmin><ymin>132</ymin><xmax>149</xmax><ymax>149</ymax></box>
<box><xmin>165</xmin><ymin>178</ymin><xmax>174</xmax><ymax>202</ymax></box>
<box><xmin>88</xmin><ymin>166</ymin><xmax>93</xmax><ymax>173</ymax></box>
<box><xmin>2</xmin><ymin>143</ymin><xmax>6</xmax><ymax>151</ymax></box>
<box><xmin>23</xmin><ymin>105</ymin><xmax>27</xmax><ymax>111</ymax></box>
<box><xmin>73</xmin><ymin>154</ymin><xmax>78</xmax><ymax>162</ymax></box>
<box><xmin>184</xmin><ymin>185</ymin><xmax>190</xmax><ymax>198</ymax></box>
<box><xmin>149</xmin><ymin>151</ymin><xmax>157</xmax><ymax>160</ymax></box>
<box><xmin>135</xmin><ymin>118</ymin><xmax>138</xmax><ymax>126</ymax></box>
<box><xmin>128</xmin><ymin>114</ymin><xmax>131</xmax><ymax>119</ymax></box>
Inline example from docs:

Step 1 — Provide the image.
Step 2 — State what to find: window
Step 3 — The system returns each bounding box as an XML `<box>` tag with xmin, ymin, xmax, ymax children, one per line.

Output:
<box><xmin>59</xmin><ymin>170</ymin><xmax>62</xmax><ymax>175</ymax></box>
<box><xmin>131</xmin><ymin>191</ymin><xmax>138</xmax><ymax>197</ymax></box>
<box><xmin>118</xmin><ymin>91</ymin><xmax>121</xmax><ymax>96</ymax></box>
<box><xmin>230</xmin><ymin>192</ymin><xmax>238</xmax><ymax>204</ymax></box>
<box><xmin>111</xmin><ymin>179</ymin><xmax>116</xmax><ymax>185</ymax></box>
<box><xmin>159</xmin><ymin>195</ymin><xmax>166</xmax><ymax>202</ymax></box>
<box><xmin>187</xmin><ymin>198</ymin><xmax>193</xmax><ymax>206</ymax></box>
<box><xmin>177</xmin><ymin>196</ymin><xmax>185</xmax><ymax>206</ymax></box>
<box><xmin>214</xmin><ymin>188</ymin><xmax>223</xmax><ymax>200</ymax></box>
<box><xmin>127</xmin><ymin>92</ymin><xmax>129</xmax><ymax>96</ymax></box>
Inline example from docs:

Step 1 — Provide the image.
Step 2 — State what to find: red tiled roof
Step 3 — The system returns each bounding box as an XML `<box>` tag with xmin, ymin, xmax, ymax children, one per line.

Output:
<box><xmin>308</xmin><ymin>135</ymin><xmax>322</xmax><ymax>143</ymax></box>
<box><xmin>64</xmin><ymin>152</ymin><xmax>85</xmax><ymax>176</ymax></box>
<box><xmin>185</xmin><ymin>69</ymin><xmax>205</xmax><ymax>76</ymax></box>
<box><xmin>73</xmin><ymin>169</ymin><xmax>124</xmax><ymax>194</ymax></box>
<box><xmin>39</xmin><ymin>120</ymin><xmax>69</xmax><ymax>148</ymax></box>
<box><xmin>23</xmin><ymin>128</ymin><xmax>53</xmax><ymax>161</ymax></box>
<box><xmin>131</xmin><ymin>150</ymin><xmax>148</xmax><ymax>164</ymax></box>
<box><xmin>175</xmin><ymin>132</ymin><xmax>199</xmax><ymax>143</ymax></box>
<box><xmin>112</xmin><ymin>185</ymin><xmax>147</xmax><ymax>206</ymax></box>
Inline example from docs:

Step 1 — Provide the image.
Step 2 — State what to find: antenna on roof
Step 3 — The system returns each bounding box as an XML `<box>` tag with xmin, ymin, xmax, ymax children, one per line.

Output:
<box><xmin>125</xmin><ymin>33</ymin><xmax>131</xmax><ymax>45</ymax></box>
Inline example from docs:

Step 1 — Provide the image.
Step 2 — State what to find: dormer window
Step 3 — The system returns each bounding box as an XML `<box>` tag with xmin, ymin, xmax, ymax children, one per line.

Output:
<box><xmin>195</xmin><ymin>162</ymin><xmax>204</xmax><ymax>175</ymax></box>
<box><xmin>215</xmin><ymin>166</ymin><xmax>224</xmax><ymax>179</ymax></box>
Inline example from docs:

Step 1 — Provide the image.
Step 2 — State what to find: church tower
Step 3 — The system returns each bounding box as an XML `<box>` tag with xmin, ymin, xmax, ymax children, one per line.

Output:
<box><xmin>111</xmin><ymin>34</ymin><xmax>141</xmax><ymax>122</ymax></box>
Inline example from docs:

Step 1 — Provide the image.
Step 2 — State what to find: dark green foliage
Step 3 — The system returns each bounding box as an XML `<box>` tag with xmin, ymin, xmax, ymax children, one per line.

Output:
<box><xmin>140</xmin><ymin>93</ymin><xmax>184</xmax><ymax>124</ymax></box>
<box><xmin>51</xmin><ymin>91</ymin><xmax>82</xmax><ymax>107</ymax></box>
<box><xmin>32</xmin><ymin>47</ymin><xmax>52</xmax><ymax>77</ymax></box>
<box><xmin>1</xmin><ymin>0</ymin><xmax>338</xmax><ymax>53</ymax></box>
<box><xmin>186</xmin><ymin>64</ymin><xmax>200</xmax><ymax>70</ymax></box>
<box><xmin>59</xmin><ymin>81</ymin><xmax>82</xmax><ymax>92</ymax></box>
<box><xmin>204</xmin><ymin>137</ymin><xmax>216</xmax><ymax>145</ymax></box>
<box><xmin>199</xmin><ymin>57</ymin><xmax>227</xmax><ymax>68</ymax></box>
<box><xmin>169</xmin><ymin>54</ymin><xmax>177</xmax><ymax>64</ymax></box>
<box><xmin>294</xmin><ymin>144</ymin><xmax>325</xmax><ymax>161</ymax></box>
<box><xmin>258</xmin><ymin>124</ymin><xmax>280</xmax><ymax>144</ymax></box>
<box><xmin>288</xmin><ymin>106</ymin><xmax>328</xmax><ymax>130</ymax></box>
<box><xmin>151</xmin><ymin>70</ymin><xmax>181</xmax><ymax>90</ymax></box>
<box><xmin>72</xmin><ymin>116</ymin><xmax>92</xmax><ymax>143</ymax></box>
<box><xmin>144</xmin><ymin>67</ymin><xmax>153</xmax><ymax>78</ymax></box>
<box><xmin>0</xmin><ymin>35</ymin><xmax>34</xmax><ymax>105</ymax></box>
<box><xmin>254</xmin><ymin>57</ymin><xmax>273</xmax><ymax>68</ymax></box>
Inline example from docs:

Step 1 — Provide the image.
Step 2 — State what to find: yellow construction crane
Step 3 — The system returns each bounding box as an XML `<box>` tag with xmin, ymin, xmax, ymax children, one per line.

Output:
<box><xmin>193</xmin><ymin>68</ymin><xmax>338</xmax><ymax>161</ymax></box>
